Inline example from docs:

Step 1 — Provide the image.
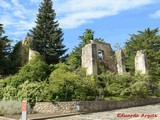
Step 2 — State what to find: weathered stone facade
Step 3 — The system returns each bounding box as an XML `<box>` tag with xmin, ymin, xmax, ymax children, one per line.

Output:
<box><xmin>115</xmin><ymin>49</ymin><xmax>126</xmax><ymax>74</ymax></box>
<box><xmin>82</xmin><ymin>41</ymin><xmax>148</xmax><ymax>75</ymax></box>
<box><xmin>82</xmin><ymin>40</ymin><xmax>117</xmax><ymax>75</ymax></box>
<box><xmin>135</xmin><ymin>50</ymin><xmax>148</xmax><ymax>74</ymax></box>
<box><xmin>21</xmin><ymin>36</ymin><xmax>37</xmax><ymax>61</ymax></box>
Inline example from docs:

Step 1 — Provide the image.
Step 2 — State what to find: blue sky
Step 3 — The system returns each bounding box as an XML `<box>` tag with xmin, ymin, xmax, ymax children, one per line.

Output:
<box><xmin>0</xmin><ymin>0</ymin><xmax>160</xmax><ymax>53</ymax></box>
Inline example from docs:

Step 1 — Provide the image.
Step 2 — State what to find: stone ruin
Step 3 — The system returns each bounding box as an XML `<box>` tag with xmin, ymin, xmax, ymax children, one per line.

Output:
<box><xmin>115</xmin><ymin>50</ymin><xmax>126</xmax><ymax>74</ymax></box>
<box><xmin>22</xmin><ymin>36</ymin><xmax>37</xmax><ymax>61</ymax></box>
<box><xmin>21</xmin><ymin>37</ymin><xmax>148</xmax><ymax>75</ymax></box>
<box><xmin>82</xmin><ymin>40</ymin><xmax>148</xmax><ymax>75</ymax></box>
<box><xmin>82</xmin><ymin>40</ymin><xmax>117</xmax><ymax>75</ymax></box>
<box><xmin>135</xmin><ymin>50</ymin><xmax>148</xmax><ymax>74</ymax></box>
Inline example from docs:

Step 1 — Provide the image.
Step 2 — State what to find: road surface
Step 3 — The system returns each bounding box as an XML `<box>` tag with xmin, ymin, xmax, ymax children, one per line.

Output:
<box><xmin>47</xmin><ymin>103</ymin><xmax>160</xmax><ymax>120</ymax></box>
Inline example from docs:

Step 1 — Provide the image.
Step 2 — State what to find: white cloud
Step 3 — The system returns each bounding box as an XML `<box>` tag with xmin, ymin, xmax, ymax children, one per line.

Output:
<box><xmin>11</xmin><ymin>0</ymin><xmax>28</xmax><ymax>19</ymax></box>
<box><xmin>0</xmin><ymin>0</ymin><xmax>11</xmax><ymax>8</ymax></box>
<box><xmin>59</xmin><ymin>10</ymin><xmax>117</xmax><ymax>29</ymax></box>
<box><xmin>0</xmin><ymin>0</ymin><xmax>37</xmax><ymax>41</ymax></box>
<box><xmin>0</xmin><ymin>0</ymin><xmax>156</xmax><ymax>41</ymax></box>
<box><xmin>150</xmin><ymin>10</ymin><xmax>160</xmax><ymax>18</ymax></box>
<box><xmin>55</xmin><ymin>0</ymin><xmax>154</xmax><ymax>29</ymax></box>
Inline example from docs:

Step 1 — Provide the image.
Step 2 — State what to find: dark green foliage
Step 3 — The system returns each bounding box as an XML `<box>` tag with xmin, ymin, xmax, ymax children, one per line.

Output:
<box><xmin>124</xmin><ymin>28</ymin><xmax>160</xmax><ymax>95</ymax></box>
<box><xmin>6</xmin><ymin>52</ymin><xmax>50</xmax><ymax>88</ymax></box>
<box><xmin>30</xmin><ymin>0</ymin><xmax>67</xmax><ymax>64</ymax></box>
<box><xmin>0</xmin><ymin>24</ymin><xmax>12</xmax><ymax>76</ymax></box>
<box><xmin>1</xmin><ymin>53</ymin><xmax>51</xmax><ymax>107</ymax></box>
<box><xmin>125</xmin><ymin>28</ymin><xmax>160</xmax><ymax>75</ymax></box>
<box><xmin>10</xmin><ymin>41</ymin><xmax>29</xmax><ymax>74</ymax></box>
<box><xmin>79</xmin><ymin>29</ymin><xmax>94</xmax><ymax>46</ymax></box>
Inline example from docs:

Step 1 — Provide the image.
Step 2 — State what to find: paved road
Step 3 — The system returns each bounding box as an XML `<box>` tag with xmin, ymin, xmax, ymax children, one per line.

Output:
<box><xmin>47</xmin><ymin>103</ymin><xmax>160</xmax><ymax>120</ymax></box>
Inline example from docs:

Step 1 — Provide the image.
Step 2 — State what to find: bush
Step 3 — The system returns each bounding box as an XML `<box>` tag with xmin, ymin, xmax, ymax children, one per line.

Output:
<box><xmin>2</xmin><ymin>85</ymin><xmax>17</xmax><ymax>100</ymax></box>
<box><xmin>5</xmin><ymin>52</ymin><xmax>50</xmax><ymax>88</ymax></box>
<box><xmin>98</xmin><ymin>72</ymin><xmax>152</xmax><ymax>99</ymax></box>
<box><xmin>49</xmin><ymin>64</ymin><xmax>98</xmax><ymax>101</ymax></box>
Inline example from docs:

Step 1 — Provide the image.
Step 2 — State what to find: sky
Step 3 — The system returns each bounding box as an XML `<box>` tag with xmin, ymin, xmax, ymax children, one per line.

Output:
<box><xmin>0</xmin><ymin>0</ymin><xmax>160</xmax><ymax>53</ymax></box>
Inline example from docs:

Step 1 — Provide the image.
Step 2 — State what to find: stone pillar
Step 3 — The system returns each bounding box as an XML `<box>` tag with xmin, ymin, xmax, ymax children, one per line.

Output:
<box><xmin>28</xmin><ymin>48</ymin><xmax>37</xmax><ymax>61</ymax></box>
<box><xmin>115</xmin><ymin>50</ymin><xmax>126</xmax><ymax>74</ymax></box>
<box><xmin>135</xmin><ymin>50</ymin><xmax>147</xmax><ymax>74</ymax></box>
<box><xmin>82</xmin><ymin>44</ymin><xmax>98</xmax><ymax>75</ymax></box>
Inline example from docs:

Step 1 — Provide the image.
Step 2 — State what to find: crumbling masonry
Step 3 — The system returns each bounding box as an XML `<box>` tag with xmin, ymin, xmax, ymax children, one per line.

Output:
<box><xmin>82</xmin><ymin>40</ymin><xmax>147</xmax><ymax>75</ymax></box>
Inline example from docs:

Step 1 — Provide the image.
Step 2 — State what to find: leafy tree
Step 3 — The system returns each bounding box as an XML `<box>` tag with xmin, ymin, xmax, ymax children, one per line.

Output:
<box><xmin>10</xmin><ymin>41</ymin><xmax>29</xmax><ymax>74</ymax></box>
<box><xmin>0</xmin><ymin>23</ymin><xmax>11</xmax><ymax>76</ymax></box>
<box><xmin>125</xmin><ymin>28</ymin><xmax>160</xmax><ymax>74</ymax></box>
<box><xmin>79</xmin><ymin>29</ymin><xmax>94</xmax><ymax>46</ymax></box>
<box><xmin>49</xmin><ymin>63</ymin><xmax>78</xmax><ymax>101</ymax></box>
<box><xmin>30</xmin><ymin>0</ymin><xmax>67</xmax><ymax>64</ymax></box>
<box><xmin>66</xmin><ymin>29</ymin><xmax>95</xmax><ymax>70</ymax></box>
<box><xmin>125</xmin><ymin>28</ymin><xmax>160</xmax><ymax>94</ymax></box>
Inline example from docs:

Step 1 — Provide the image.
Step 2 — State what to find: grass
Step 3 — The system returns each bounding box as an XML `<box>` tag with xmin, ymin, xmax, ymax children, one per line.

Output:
<box><xmin>0</xmin><ymin>100</ymin><xmax>29</xmax><ymax>116</ymax></box>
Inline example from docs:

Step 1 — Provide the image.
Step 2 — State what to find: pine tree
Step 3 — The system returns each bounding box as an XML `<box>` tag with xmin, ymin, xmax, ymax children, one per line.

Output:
<box><xmin>30</xmin><ymin>0</ymin><xmax>67</xmax><ymax>64</ymax></box>
<box><xmin>0</xmin><ymin>23</ymin><xmax>11</xmax><ymax>76</ymax></box>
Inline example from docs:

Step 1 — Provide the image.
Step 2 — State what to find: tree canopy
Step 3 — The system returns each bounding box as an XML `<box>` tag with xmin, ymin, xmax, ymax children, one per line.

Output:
<box><xmin>0</xmin><ymin>24</ymin><xmax>11</xmax><ymax>76</ymax></box>
<box><xmin>125</xmin><ymin>28</ymin><xmax>160</xmax><ymax>94</ymax></box>
<box><xmin>30</xmin><ymin>0</ymin><xmax>67</xmax><ymax>64</ymax></box>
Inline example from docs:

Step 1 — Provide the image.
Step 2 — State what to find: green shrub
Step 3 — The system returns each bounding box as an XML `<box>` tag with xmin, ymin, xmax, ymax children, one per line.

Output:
<box><xmin>49</xmin><ymin>63</ymin><xmax>78</xmax><ymax>101</ymax></box>
<box><xmin>2</xmin><ymin>85</ymin><xmax>17</xmax><ymax>100</ymax></box>
<box><xmin>49</xmin><ymin>64</ymin><xmax>98</xmax><ymax>101</ymax></box>
<box><xmin>16</xmin><ymin>81</ymin><xmax>48</xmax><ymax>108</ymax></box>
<box><xmin>98</xmin><ymin>72</ymin><xmax>152</xmax><ymax>99</ymax></box>
<box><xmin>0</xmin><ymin>79</ymin><xmax>6</xmax><ymax>100</ymax></box>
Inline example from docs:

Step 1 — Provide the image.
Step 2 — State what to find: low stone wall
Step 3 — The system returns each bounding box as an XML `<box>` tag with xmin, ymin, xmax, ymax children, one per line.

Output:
<box><xmin>33</xmin><ymin>98</ymin><xmax>160</xmax><ymax>114</ymax></box>
<box><xmin>34</xmin><ymin>101</ymin><xmax>77</xmax><ymax>114</ymax></box>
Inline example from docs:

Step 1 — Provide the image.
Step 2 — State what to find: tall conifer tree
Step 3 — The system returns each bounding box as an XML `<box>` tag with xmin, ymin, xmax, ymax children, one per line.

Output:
<box><xmin>0</xmin><ymin>23</ymin><xmax>11</xmax><ymax>75</ymax></box>
<box><xmin>30</xmin><ymin>0</ymin><xmax>67</xmax><ymax>64</ymax></box>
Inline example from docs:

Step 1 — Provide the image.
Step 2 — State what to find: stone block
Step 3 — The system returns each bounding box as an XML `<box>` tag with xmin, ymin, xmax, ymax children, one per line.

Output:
<box><xmin>135</xmin><ymin>50</ymin><xmax>147</xmax><ymax>74</ymax></box>
<box><xmin>115</xmin><ymin>49</ymin><xmax>126</xmax><ymax>74</ymax></box>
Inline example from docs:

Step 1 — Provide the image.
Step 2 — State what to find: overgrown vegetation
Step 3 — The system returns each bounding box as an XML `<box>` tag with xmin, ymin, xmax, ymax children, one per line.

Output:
<box><xmin>0</xmin><ymin>0</ymin><xmax>160</xmax><ymax>116</ymax></box>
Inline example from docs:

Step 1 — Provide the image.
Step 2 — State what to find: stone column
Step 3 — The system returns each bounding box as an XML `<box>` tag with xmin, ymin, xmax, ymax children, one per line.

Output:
<box><xmin>135</xmin><ymin>50</ymin><xmax>147</xmax><ymax>74</ymax></box>
<box><xmin>28</xmin><ymin>48</ymin><xmax>37</xmax><ymax>61</ymax></box>
<box><xmin>115</xmin><ymin>50</ymin><xmax>126</xmax><ymax>74</ymax></box>
<box><xmin>82</xmin><ymin>44</ymin><xmax>98</xmax><ymax>75</ymax></box>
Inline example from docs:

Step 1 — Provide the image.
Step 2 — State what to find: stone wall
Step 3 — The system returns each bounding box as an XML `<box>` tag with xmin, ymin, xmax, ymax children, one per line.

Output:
<box><xmin>34</xmin><ymin>101</ymin><xmax>77</xmax><ymax>114</ymax></box>
<box><xmin>33</xmin><ymin>98</ymin><xmax>160</xmax><ymax>114</ymax></box>
<box><xmin>82</xmin><ymin>40</ymin><xmax>117</xmax><ymax>75</ymax></box>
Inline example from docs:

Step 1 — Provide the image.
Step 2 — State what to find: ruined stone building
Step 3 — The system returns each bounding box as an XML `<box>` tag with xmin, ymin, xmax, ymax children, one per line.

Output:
<box><xmin>82</xmin><ymin>40</ymin><xmax>117</xmax><ymax>75</ymax></box>
<box><xmin>20</xmin><ymin>37</ymin><xmax>147</xmax><ymax>75</ymax></box>
<box><xmin>82</xmin><ymin>40</ymin><xmax>147</xmax><ymax>75</ymax></box>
